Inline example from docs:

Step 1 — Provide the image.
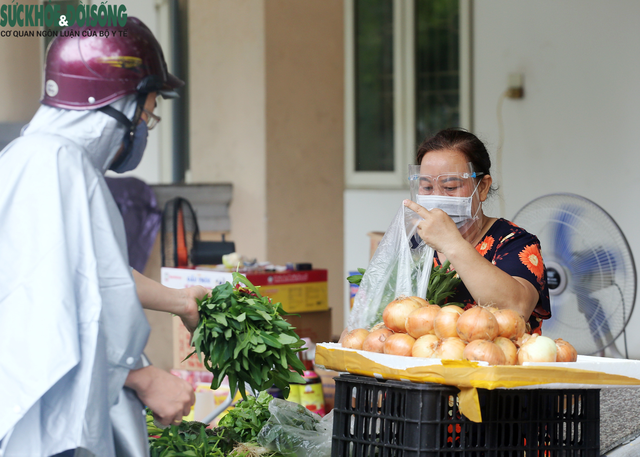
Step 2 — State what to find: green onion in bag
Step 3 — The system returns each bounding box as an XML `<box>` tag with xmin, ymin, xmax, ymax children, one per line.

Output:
<box><xmin>347</xmin><ymin>260</ymin><xmax>462</xmax><ymax>307</ymax></box>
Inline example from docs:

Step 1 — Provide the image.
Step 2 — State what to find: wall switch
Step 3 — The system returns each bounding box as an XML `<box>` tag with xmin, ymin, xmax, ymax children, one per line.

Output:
<box><xmin>507</xmin><ymin>72</ymin><xmax>524</xmax><ymax>99</ymax></box>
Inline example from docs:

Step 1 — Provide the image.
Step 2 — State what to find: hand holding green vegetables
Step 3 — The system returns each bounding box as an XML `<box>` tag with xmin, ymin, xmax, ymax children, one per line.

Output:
<box><xmin>187</xmin><ymin>272</ymin><xmax>306</xmax><ymax>400</ymax></box>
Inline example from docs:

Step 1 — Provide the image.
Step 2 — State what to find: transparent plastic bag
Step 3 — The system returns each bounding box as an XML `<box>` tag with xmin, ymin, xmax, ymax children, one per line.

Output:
<box><xmin>347</xmin><ymin>203</ymin><xmax>434</xmax><ymax>331</ymax></box>
<box><xmin>256</xmin><ymin>398</ymin><xmax>333</xmax><ymax>457</ymax></box>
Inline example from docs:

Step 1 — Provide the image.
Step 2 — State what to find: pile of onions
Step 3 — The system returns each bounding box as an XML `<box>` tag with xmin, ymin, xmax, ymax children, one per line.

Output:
<box><xmin>340</xmin><ymin>296</ymin><xmax>579</xmax><ymax>366</ymax></box>
<box><xmin>383</xmin><ymin>296</ymin><xmax>427</xmax><ymax>333</ymax></box>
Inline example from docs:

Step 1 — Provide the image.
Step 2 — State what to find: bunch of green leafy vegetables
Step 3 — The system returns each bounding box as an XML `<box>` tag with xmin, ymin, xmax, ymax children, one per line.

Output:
<box><xmin>347</xmin><ymin>260</ymin><xmax>462</xmax><ymax>307</ymax></box>
<box><xmin>188</xmin><ymin>272</ymin><xmax>307</xmax><ymax>401</ymax></box>
<box><xmin>146</xmin><ymin>401</ymin><xmax>283</xmax><ymax>457</ymax></box>
<box><xmin>147</xmin><ymin>411</ymin><xmax>231</xmax><ymax>457</ymax></box>
<box><xmin>218</xmin><ymin>391</ymin><xmax>275</xmax><ymax>444</ymax></box>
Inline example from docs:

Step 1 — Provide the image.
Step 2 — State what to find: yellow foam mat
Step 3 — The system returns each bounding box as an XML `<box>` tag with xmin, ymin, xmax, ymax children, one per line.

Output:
<box><xmin>316</xmin><ymin>343</ymin><xmax>640</xmax><ymax>422</ymax></box>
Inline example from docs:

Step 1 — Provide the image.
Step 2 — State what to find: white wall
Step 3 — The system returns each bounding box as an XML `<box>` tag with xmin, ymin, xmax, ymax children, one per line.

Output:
<box><xmin>344</xmin><ymin>189</ymin><xmax>407</xmax><ymax>327</ymax></box>
<box><xmin>344</xmin><ymin>0</ymin><xmax>640</xmax><ymax>359</ymax></box>
<box><xmin>474</xmin><ymin>0</ymin><xmax>640</xmax><ymax>359</ymax></box>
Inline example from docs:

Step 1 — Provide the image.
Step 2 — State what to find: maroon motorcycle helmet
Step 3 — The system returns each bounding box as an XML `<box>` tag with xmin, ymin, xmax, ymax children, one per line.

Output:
<box><xmin>42</xmin><ymin>17</ymin><xmax>183</xmax><ymax>110</ymax></box>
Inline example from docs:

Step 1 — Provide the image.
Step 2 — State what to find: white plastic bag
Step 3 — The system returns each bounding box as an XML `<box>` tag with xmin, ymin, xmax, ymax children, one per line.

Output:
<box><xmin>347</xmin><ymin>203</ymin><xmax>434</xmax><ymax>331</ymax></box>
<box><xmin>256</xmin><ymin>398</ymin><xmax>333</xmax><ymax>457</ymax></box>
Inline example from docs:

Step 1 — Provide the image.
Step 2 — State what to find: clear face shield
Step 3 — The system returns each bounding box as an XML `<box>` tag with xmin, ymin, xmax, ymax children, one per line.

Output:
<box><xmin>408</xmin><ymin>162</ymin><xmax>485</xmax><ymax>242</ymax></box>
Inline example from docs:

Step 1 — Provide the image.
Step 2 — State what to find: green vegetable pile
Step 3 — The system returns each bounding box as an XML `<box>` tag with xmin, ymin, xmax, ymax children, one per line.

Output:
<box><xmin>218</xmin><ymin>390</ymin><xmax>274</xmax><ymax>444</ymax></box>
<box><xmin>147</xmin><ymin>392</ymin><xmax>282</xmax><ymax>457</ymax></box>
<box><xmin>425</xmin><ymin>260</ymin><xmax>463</xmax><ymax>307</ymax></box>
<box><xmin>147</xmin><ymin>414</ymin><xmax>230</xmax><ymax>457</ymax></box>
<box><xmin>188</xmin><ymin>272</ymin><xmax>306</xmax><ymax>400</ymax></box>
<box><xmin>347</xmin><ymin>260</ymin><xmax>462</xmax><ymax>307</ymax></box>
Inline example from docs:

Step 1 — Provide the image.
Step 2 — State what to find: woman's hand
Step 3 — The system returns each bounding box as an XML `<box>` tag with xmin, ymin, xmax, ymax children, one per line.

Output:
<box><xmin>403</xmin><ymin>199</ymin><xmax>464</xmax><ymax>255</ymax></box>
<box><xmin>403</xmin><ymin>200</ymin><xmax>538</xmax><ymax>319</ymax></box>
<box><xmin>125</xmin><ymin>365</ymin><xmax>195</xmax><ymax>426</ymax></box>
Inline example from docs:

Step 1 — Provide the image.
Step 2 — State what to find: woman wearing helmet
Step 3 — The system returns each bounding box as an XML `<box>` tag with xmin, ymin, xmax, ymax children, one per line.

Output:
<box><xmin>0</xmin><ymin>18</ymin><xmax>206</xmax><ymax>457</ymax></box>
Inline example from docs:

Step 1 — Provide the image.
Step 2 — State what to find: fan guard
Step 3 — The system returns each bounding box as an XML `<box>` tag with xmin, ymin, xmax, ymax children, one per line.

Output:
<box><xmin>513</xmin><ymin>193</ymin><xmax>636</xmax><ymax>356</ymax></box>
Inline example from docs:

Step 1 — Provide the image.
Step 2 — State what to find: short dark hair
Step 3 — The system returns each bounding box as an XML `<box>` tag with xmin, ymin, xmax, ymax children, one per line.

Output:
<box><xmin>416</xmin><ymin>128</ymin><xmax>492</xmax><ymax>178</ymax></box>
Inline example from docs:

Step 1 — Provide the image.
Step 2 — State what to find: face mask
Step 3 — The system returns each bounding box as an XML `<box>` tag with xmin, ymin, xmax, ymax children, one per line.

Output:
<box><xmin>416</xmin><ymin>194</ymin><xmax>474</xmax><ymax>228</ymax></box>
<box><xmin>109</xmin><ymin>120</ymin><xmax>149</xmax><ymax>173</ymax></box>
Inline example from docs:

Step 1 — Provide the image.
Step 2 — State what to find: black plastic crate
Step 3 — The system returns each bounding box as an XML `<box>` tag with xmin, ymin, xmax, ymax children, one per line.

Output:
<box><xmin>331</xmin><ymin>374</ymin><xmax>599</xmax><ymax>457</ymax></box>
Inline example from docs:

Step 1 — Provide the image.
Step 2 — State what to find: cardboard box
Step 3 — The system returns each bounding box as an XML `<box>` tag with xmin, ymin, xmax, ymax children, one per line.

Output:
<box><xmin>368</xmin><ymin>231</ymin><xmax>385</xmax><ymax>259</ymax></box>
<box><xmin>283</xmin><ymin>309</ymin><xmax>332</xmax><ymax>346</ymax></box>
<box><xmin>161</xmin><ymin>267</ymin><xmax>328</xmax><ymax>313</ymax></box>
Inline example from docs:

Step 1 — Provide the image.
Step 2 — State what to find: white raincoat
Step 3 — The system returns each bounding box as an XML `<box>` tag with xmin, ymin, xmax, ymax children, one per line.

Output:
<box><xmin>0</xmin><ymin>96</ymin><xmax>151</xmax><ymax>456</ymax></box>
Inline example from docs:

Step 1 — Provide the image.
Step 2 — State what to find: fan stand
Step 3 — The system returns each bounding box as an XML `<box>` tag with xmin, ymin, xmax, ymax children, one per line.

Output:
<box><xmin>602</xmin><ymin>343</ymin><xmax>624</xmax><ymax>358</ymax></box>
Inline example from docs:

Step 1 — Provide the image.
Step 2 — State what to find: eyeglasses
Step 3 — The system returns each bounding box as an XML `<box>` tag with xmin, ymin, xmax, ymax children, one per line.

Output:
<box><xmin>416</xmin><ymin>172</ymin><xmax>484</xmax><ymax>196</ymax></box>
<box><xmin>142</xmin><ymin>108</ymin><xmax>161</xmax><ymax>130</ymax></box>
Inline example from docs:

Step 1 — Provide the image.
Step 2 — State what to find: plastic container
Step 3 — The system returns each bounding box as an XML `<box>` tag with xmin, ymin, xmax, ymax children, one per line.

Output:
<box><xmin>331</xmin><ymin>374</ymin><xmax>600</xmax><ymax>457</ymax></box>
<box><xmin>291</xmin><ymin>369</ymin><xmax>326</xmax><ymax>416</ymax></box>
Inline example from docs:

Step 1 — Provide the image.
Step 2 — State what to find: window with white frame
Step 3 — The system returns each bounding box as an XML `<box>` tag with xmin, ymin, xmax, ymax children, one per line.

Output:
<box><xmin>345</xmin><ymin>0</ymin><xmax>472</xmax><ymax>188</ymax></box>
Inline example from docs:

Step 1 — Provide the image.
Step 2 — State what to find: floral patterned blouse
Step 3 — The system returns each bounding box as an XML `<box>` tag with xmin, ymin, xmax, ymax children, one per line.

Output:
<box><xmin>435</xmin><ymin>218</ymin><xmax>552</xmax><ymax>334</ymax></box>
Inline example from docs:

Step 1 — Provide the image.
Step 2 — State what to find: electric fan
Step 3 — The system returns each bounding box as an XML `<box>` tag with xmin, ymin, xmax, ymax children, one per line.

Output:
<box><xmin>161</xmin><ymin>197</ymin><xmax>235</xmax><ymax>267</ymax></box>
<box><xmin>513</xmin><ymin>193</ymin><xmax>636</xmax><ymax>357</ymax></box>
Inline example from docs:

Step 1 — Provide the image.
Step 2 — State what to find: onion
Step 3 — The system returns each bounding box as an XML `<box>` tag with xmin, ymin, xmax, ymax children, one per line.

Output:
<box><xmin>435</xmin><ymin>337</ymin><xmax>467</xmax><ymax>360</ymax></box>
<box><xmin>409</xmin><ymin>296</ymin><xmax>430</xmax><ymax>307</ymax></box>
<box><xmin>362</xmin><ymin>327</ymin><xmax>394</xmax><ymax>353</ymax></box>
<box><xmin>405</xmin><ymin>304</ymin><xmax>441</xmax><ymax>338</ymax></box>
<box><xmin>383</xmin><ymin>333</ymin><xmax>416</xmax><ymax>357</ymax></box>
<box><xmin>456</xmin><ymin>307</ymin><xmax>499</xmax><ymax>342</ymax></box>
<box><xmin>411</xmin><ymin>334</ymin><xmax>439</xmax><ymax>358</ymax></box>
<box><xmin>515</xmin><ymin>333</ymin><xmax>532</xmax><ymax>348</ymax></box>
<box><xmin>337</xmin><ymin>327</ymin><xmax>349</xmax><ymax>344</ymax></box>
<box><xmin>555</xmin><ymin>338</ymin><xmax>578</xmax><ymax>362</ymax></box>
<box><xmin>341</xmin><ymin>328</ymin><xmax>370</xmax><ymax>350</ymax></box>
<box><xmin>370</xmin><ymin>321</ymin><xmax>387</xmax><ymax>332</ymax></box>
<box><xmin>517</xmin><ymin>334</ymin><xmax>557</xmax><ymax>364</ymax></box>
<box><xmin>493</xmin><ymin>309</ymin><xmax>526</xmax><ymax>341</ymax></box>
<box><xmin>481</xmin><ymin>305</ymin><xmax>500</xmax><ymax>314</ymax></box>
<box><xmin>493</xmin><ymin>337</ymin><xmax>518</xmax><ymax>365</ymax></box>
<box><xmin>463</xmin><ymin>340</ymin><xmax>506</xmax><ymax>366</ymax></box>
<box><xmin>433</xmin><ymin>305</ymin><xmax>464</xmax><ymax>339</ymax></box>
<box><xmin>383</xmin><ymin>296</ymin><xmax>425</xmax><ymax>333</ymax></box>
